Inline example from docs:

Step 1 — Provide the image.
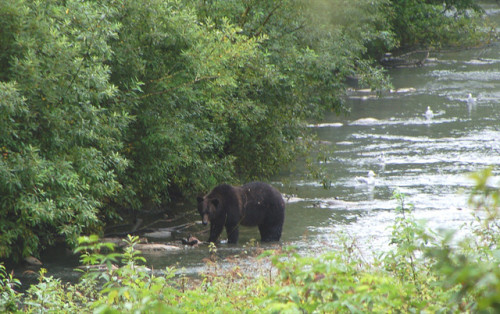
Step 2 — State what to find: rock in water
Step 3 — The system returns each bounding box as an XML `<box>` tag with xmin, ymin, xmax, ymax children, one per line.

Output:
<box><xmin>24</xmin><ymin>256</ymin><xmax>42</xmax><ymax>266</ymax></box>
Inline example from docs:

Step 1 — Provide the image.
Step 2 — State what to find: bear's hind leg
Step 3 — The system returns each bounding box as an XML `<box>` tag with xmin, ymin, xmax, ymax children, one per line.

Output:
<box><xmin>259</xmin><ymin>224</ymin><xmax>283</xmax><ymax>242</ymax></box>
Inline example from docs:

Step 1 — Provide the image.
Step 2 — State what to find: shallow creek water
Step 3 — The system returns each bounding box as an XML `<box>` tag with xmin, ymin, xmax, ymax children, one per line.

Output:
<box><xmin>14</xmin><ymin>3</ymin><xmax>500</xmax><ymax>286</ymax></box>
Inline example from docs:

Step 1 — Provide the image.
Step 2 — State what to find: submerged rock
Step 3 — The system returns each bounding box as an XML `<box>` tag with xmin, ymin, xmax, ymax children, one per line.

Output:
<box><xmin>380</xmin><ymin>51</ymin><xmax>429</xmax><ymax>68</ymax></box>
<box><xmin>307</xmin><ymin>123</ymin><xmax>343</xmax><ymax>128</ymax></box>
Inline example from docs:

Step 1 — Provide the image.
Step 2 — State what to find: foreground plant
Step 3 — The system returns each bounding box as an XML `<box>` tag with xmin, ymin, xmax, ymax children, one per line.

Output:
<box><xmin>78</xmin><ymin>235</ymin><xmax>179</xmax><ymax>313</ymax></box>
<box><xmin>426</xmin><ymin>168</ymin><xmax>500</xmax><ymax>312</ymax></box>
<box><xmin>260</xmin><ymin>246</ymin><xmax>406</xmax><ymax>312</ymax></box>
<box><xmin>0</xmin><ymin>264</ymin><xmax>21</xmax><ymax>312</ymax></box>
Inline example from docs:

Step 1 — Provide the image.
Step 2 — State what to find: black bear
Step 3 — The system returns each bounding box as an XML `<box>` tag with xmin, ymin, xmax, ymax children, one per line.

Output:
<box><xmin>197</xmin><ymin>182</ymin><xmax>285</xmax><ymax>244</ymax></box>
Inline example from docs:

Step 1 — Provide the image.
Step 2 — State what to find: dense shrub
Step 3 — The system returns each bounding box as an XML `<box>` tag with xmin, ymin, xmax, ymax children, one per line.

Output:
<box><xmin>389</xmin><ymin>0</ymin><xmax>489</xmax><ymax>48</ymax></box>
<box><xmin>108</xmin><ymin>0</ymin><xmax>249</xmax><ymax>209</ymax></box>
<box><xmin>0</xmin><ymin>0</ymin><xmax>130</xmax><ymax>261</ymax></box>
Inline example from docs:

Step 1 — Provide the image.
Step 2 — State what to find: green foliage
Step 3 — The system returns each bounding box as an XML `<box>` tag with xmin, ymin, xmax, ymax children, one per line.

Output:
<box><xmin>0</xmin><ymin>263</ymin><xmax>21</xmax><ymax>312</ymax></box>
<box><xmin>384</xmin><ymin>191</ymin><xmax>433</xmax><ymax>292</ymax></box>
<box><xmin>89</xmin><ymin>235</ymin><xmax>180</xmax><ymax>313</ymax></box>
<box><xmin>468</xmin><ymin>167</ymin><xmax>500</xmax><ymax>248</ymax></box>
<box><xmin>305</xmin><ymin>0</ymin><xmax>399</xmax><ymax>61</ymax></box>
<box><xmin>425</xmin><ymin>168</ymin><xmax>500</xmax><ymax>312</ymax></box>
<box><xmin>0</xmin><ymin>0</ymin><xmax>130</xmax><ymax>261</ymax></box>
<box><xmin>75</xmin><ymin>234</ymin><xmax>119</xmax><ymax>275</ymax></box>
<box><xmin>191</xmin><ymin>0</ymin><xmax>393</xmax><ymax>181</ymax></box>
<box><xmin>22</xmin><ymin>268</ymin><xmax>92</xmax><ymax>313</ymax></box>
<box><xmin>262</xmin><ymin>246</ymin><xmax>408</xmax><ymax>312</ymax></box>
<box><xmin>388</xmin><ymin>0</ymin><xmax>491</xmax><ymax>48</ymax></box>
<box><xmin>381</xmin><ymin>191</ymin><xmax>452</xmax><ymax>312</ymax></box>
<box><xmin>109</xmin><ymin>1</ymin><xmax>258</xmax><ymax>207</ymax></box>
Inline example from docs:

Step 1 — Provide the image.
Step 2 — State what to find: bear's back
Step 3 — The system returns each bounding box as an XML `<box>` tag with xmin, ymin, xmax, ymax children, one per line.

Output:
<box><xmin>240</xmin><ymin>182</ymin><xmax>285</xmax><ymax>226</ymax></box>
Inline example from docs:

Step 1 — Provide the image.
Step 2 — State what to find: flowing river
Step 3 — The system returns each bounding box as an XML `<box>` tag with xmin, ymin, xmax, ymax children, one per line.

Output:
<box><xmin>15</xmin><ymin>2</ymin><xmax>500</xmax><ymax>287</ymax></box>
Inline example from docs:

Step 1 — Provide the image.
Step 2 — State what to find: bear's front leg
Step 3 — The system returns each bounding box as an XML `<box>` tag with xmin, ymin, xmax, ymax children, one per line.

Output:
<box><xmin>208</xmin><ymin>222</ymin><xmax>224</xmax><ymax>243</ymax></box>
<box><xmin>226</xmin><ymin>223</ymin><xmax>239</xmax><ymax>244</ymax></box>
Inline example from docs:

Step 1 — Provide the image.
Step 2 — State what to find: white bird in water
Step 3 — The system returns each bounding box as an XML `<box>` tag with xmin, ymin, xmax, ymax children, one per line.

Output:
<box><xmin>467</xmin><ymin>93</ymin><xmax>475</xmax><ymax>105</ymax></box>
<box><xmin>356</xmin><ymin>170</ymin><xmax>376</xmax><ymax>185</ymax></box>
<box><xmin>425</xmin><ymin>106</ymin><xmax>434</xmax><ymax>120</ymax></box>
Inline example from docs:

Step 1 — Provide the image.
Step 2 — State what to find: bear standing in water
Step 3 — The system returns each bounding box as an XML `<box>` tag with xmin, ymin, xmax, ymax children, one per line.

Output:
<box><xmin>197</xmin><ymin>182</ymin><xmax>285</xmax><ymax>244</ymax></box>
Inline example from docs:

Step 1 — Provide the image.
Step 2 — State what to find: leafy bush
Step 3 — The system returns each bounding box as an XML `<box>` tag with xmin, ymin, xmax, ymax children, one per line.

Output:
<box><xmin>22</xmin><ymin>268</ymin><xmax>93</xmax><ymax>313</ymax></box>
<box><xmin>109</xmin><ymin>1</ymin><xmax>263</xmax><ymax>207</ymax></box>
<box><xmin>0</xmin><ymin>0</ymin><xmax>130</xmax><ymax>261</ymax></box>
<box><xmin>80</xmin><ymin>235</ymin><xmax>181</xmax><ymax>313</ymax></box>
<box><xmin>261</xmin><ymin>246</ymin><xmax>410</xmax><ymax>312</ymax></box>
<box><xmin>0</xmin><ymin>264</ymin><xmax>21</xmax><ymax>312</ymax></box>
<box><xmin>425</xmin><ymin>168</ymin><xmax>500</xmax><ymax>312</ymax></box>
<box><xmin>388</xmin><ymin>0</ymin><xmax>490</xmax><ymax>48</ymax></box>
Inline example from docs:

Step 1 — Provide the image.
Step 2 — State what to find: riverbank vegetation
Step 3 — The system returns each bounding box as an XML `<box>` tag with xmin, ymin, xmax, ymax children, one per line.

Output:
<box><xmin>1</xmin><ymin>169</ymin><xmax>499</xmax><ymax>312</ymax></box>
<box><xmin>0</xmin><ymin>0</ymin><xmax>492</xmax><ymax>261</ymax></box>
<box><xmin>390</xmin><ymin>0</ymin><xmax>491</xmax><ymax>49</ymax></box>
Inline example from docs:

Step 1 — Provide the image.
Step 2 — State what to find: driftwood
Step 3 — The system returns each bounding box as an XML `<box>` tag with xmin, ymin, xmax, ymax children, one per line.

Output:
<box><xmin>76</xmin><ymin>264</ymin><xmax>151</xmax><ymax>272</ymax></box>
<box><xmin>380</xmin><ymin>50</ymin><xmax>429</xmax><ymax>68</ymax></box>
<box><xmin>104</xmin><ymin>212</ymin><xmax>197</xmax><ymax>238</ymax></box>
<box><xmin>133</xmin><ymin>243</ymin><xmax>181</xmax><ymax>253</ymax></box>
<box><xmin>77</xmin><ymin>264</ymin><xmax>118</xmax><ymax>271</ymax></box>
<box><xmin>100</xmin><ymin>237</ymin><xmax>148</xmax><ymax>248</ymax></box>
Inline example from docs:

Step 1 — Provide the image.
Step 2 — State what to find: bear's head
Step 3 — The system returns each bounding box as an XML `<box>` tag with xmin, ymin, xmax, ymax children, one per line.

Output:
<box><xmin>197</xmin><ymin>196</ymin><xmax>219</xmax><ymax>225</ymax></box>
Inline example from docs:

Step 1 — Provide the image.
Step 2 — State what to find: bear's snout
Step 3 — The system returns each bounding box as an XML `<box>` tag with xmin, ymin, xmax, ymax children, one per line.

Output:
<box><xmin>202</xmin><ymin>213</ymin><xmax>209</xmax><ymax>225</ymax></box>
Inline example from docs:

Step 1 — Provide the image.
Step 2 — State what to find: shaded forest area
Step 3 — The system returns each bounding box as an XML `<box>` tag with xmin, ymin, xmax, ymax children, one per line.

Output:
<box><xmin>0</xmin><ymin>0</ymin><xmax>489</xmax><ymax>261</ymax></box>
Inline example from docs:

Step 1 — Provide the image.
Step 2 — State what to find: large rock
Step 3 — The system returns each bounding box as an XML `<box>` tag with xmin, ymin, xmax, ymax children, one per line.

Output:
<box><xmin>24</xmin><ymin>256</ymin><xmax>42</xmax><ymax>266</ymax></box>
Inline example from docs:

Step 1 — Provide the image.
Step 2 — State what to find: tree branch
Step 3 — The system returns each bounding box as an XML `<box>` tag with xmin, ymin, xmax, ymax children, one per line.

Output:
<box><xmin>252</xmin><ymin>2</ymin><xmax>283</xmax><ymax>38</ymax></box>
